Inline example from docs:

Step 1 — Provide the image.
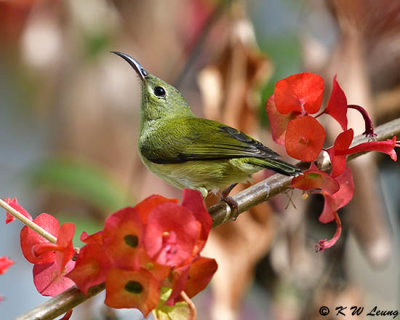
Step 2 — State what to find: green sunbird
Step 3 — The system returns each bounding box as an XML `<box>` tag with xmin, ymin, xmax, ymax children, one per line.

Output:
<box><xmin>112</xmin><ymin>52</ymin><xmax>301</xmax><ymax>209</ymax></box>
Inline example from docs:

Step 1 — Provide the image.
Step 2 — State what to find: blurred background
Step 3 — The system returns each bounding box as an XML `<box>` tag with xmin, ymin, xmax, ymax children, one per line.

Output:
<box><xmin>1</xmin><ymin>0</ymin><xmax>400</xmax><ymax>319</ymax></box>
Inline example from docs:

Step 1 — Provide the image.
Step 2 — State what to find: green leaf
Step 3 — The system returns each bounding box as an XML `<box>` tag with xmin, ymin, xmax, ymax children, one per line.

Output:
<box><xmin>153</xmin><ymin>302</ymin><xmax>190</xmax><ymax>320</ymax></box>
<box><xmin>153</xmin><ymin>288</ymin><xmax>190</xmax><ymax>320</ymax></box>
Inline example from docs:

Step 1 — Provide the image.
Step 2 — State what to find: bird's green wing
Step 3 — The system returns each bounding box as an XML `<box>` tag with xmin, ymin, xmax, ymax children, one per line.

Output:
<box><xmin>140</xmin><ymin>117</ymin><xmax>281</xmax><ymax>164</ymax></box>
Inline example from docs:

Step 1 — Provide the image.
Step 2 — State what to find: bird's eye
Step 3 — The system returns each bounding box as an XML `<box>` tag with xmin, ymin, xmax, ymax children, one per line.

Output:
<box><xmin>154</xmin><ymin>86</ymin><xmax>166</xmax><ymax>97</ymax></box>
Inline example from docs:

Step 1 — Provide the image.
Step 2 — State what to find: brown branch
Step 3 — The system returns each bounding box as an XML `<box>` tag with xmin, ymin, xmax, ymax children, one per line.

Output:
<box><xmin>15</xmin><ymin>284</ymin><xmax>105</xmax><ymax>320</ymax></box>
<box><xmin>15</xmin><ymin>118</ymin><xmax>400</xmax><ymax>320</ymax></box>
<box><xmin>211</xmin><ymin>117</ymin><xmax>400</xmax><ymax>226</ymax></box>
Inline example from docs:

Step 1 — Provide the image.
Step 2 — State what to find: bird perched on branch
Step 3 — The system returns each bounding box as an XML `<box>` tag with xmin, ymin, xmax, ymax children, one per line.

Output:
<box><xmin>112</xmin><ymin>51</ymin><xmax>301</xmax><ymax>214</ymax></box>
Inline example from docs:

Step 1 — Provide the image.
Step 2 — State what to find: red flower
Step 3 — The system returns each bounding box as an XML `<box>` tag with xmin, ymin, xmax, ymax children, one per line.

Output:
<box><xmin>33</xmin><ymin>260</ymin><xmax>76</xmax><ymax>296</ymax></box>
<box><xmin>292</xmin><ymin>165</ymin><xmax>354</xmax><ymax>251</ymax></box>
<box><xmin>318</xmin><ymin>168</ymin><xmax>354</xmax><ymax>224</ymax></box>
<box><xmin>105</xmin><ymin>268</ymin><xmax>160</xmax><ymax>317</ymax></box>
<box><xmin>291</xmin><ymin>165</ymin><xmax>339</xmax><ymax>195</ymax></box>
<box><xmin>3</xmin><ymin>197</ymin><xmax>32</xmax><ymax>224</ymax></box>
<box><xmin>0</xmin><ymin>256</ymin><xmax>14</xmax><ymax>275</ymax></box>
<box><xmin>80</xmin><ymin>230</ymin><xmax>103</xmax><ymax>245</ymax></box>
<box><xmin>67</xmin><ymin>232</ymin><xmax>113</xmax><ymax>295</ymax></box>
<box><xmin>31</xmin><ymin>222</ymin><xmax>76</xmax><ymax>297</ymax></box>
<box><xmin>18</xmin><ymin>211</ymin><xmax>76</xmax><ymax>297</ymax></box>
<box><xmin>266</xmin><ymin>73</ymin><xmax>325</xmax><ymax>146</ymax></box>
<box><xmin>137</xmin><ymin>249</ymin><xmax>171</xmax><ymax>282</ymax></box>
<box><xmin>20</xmin><ymin>213</ymin><xmax>60</xmax><ymax>264</ymax></box>
<box><xmin>328</xmin><ymin>129</ymin><xmax>399</xmax><ymax>177</ymax></box>
<box><xmin>165</xmin><ymin>256</ymin><xmax>218</xmax><ymax>306</ymax></box>
<box><xmin>265</xmin><ymin>95</ymin><xmax>297</xmax><ymax>145</ymax></box>
<box><xmin>266</xmin><ymin>72</ymin><xmax>399</xmax><ymax>253</ymax></box>
<box><xmin>103</xmin><ymin>207</ymin><xmax>144</xmax><ymax>269</ymax></box>
<box><xmin>59</xmin><ymin>310</ymin><xmax>73</xmax><ymax>320</ymax></box>
<box><xmin>346</xmin><ymin>136</ymin><xmax>399</xmax><ymax>161</ymax></box>
<box><xmin>144</xmin><ymin>202</ymin><xmax>201</xmax><ymax>267</ymax></box>
<box><xmin>322</xmin><ymin>75</ymin><xmax>348</xmax><ymax>131</ymax></box>
<box><xmin>180</xmin><ymin>189</ymin><xmax>212</xmax><ymax>254</ymax></box>
<box><xmin>274</xmin><ymin>73</ymin><xmax>324</xmax><ymax>114</ymax></box>
<box><xmin>6</xmin><ymin>190</ymin><xmax>215</xmax><ymax>312</ymax></box>
<box><xmin>318</xmin><ymin>76</ymin><xmax>374</xmax><ymax>137</ymax></box>
<box><xmin>134</xmin><ymin>195</ymin><xmax>178</xmax><ymax>225</ymax></box>
<box><xmin>316</xmin><ymin>211</ymin><xmax>342</xmax><ymax>252</ymax></box>
<box><xmin>21</xmin><ymin>214</ymin><xmax>75</xmax><ymax>272</ymax></box>
<box><xmin>315</xmin><ymin>168</ymin><xmax>353</xmax><ymax>252</ymax></box>
<box><xmin>144</xmin><ymin>190</ymin><xmax>211</xmax><ymax>267</ymax></box>
<box><xmin>292</xmin><ymin>166</ymin><xmax>353</xmax><ymax>224</ymax></box>
<box><xmin>285</xmin><ymin>116</ymin><xmax>326</xmax><ymax>161</ymax></box>
<box><xmin>182</xmin><ymin>256</ymin><xmax>217</xmax><ymax>299</ymax></box>
<box><xmin>68</xmin><ymin>189</ymin><xmax>215</xmax><ymax>313</ymax></box>
<box><xmin>165</xmin><ymin>265</ymin><xmax>191</xmax><ymax>306</ymax></box>
<box><xmin>54</xmin><ymin>223</ymin><xmax>76</xmax><ymax>274</ymax></box>
<box><xmin>327</xmin><ymin>129</ymin><xmax>354</xmax><ymax>177</ymax></box>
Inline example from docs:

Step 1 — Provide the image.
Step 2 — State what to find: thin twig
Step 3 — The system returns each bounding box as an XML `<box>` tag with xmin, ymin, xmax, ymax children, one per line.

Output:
<box><xmin>15</xmin><ymin>284</ymin><xmax>105</xmax><ymax>320</ymax></box>
<box><xmin>0</xmin><ymin>199</ymin><xmax>57</xmax><ymax>243</ymax></box>
<box><xmin>14</xmin><ymin>117</ymin><xmax>400</xmax><ymax>320</ymax></box>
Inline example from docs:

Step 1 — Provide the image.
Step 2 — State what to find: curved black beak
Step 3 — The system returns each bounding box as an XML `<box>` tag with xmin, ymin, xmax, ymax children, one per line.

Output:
<box><xmin>111</xmin><ymin>51</ymin><xmax>148</xmax><ymax>81</ymax></box>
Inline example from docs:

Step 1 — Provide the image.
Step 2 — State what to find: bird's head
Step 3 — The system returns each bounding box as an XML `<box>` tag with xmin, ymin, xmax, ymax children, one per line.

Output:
<box><xmin>112</xmin><ymin>51</ymin><xmax>193</xmax><ymax>122</ymax></box>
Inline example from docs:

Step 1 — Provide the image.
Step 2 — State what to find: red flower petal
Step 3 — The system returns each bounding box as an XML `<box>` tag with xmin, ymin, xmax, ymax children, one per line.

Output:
<box><xmin>346</xmin><ymin>136</ymin><xmax>399</xmax><ymax>161</ymax></box>
<box><xmin>55</xmin><ymin>223</ymin><xmax>75</xmax><ymax>274</ymax></box>
<box><xmin>135</xmin><ymin>195</ymin><xmax>178</xmax><ymax>225</ymax></box>
<box><xmin>144</xmin><ymin>202</ymin><xmax>201</xmax><ymax>267</ymax></box>
<box><xmin>183</xmin><ymin>256</ymin><xmax>218</xmax><ymax>298</ymax></box>
<box><xmin>67</xmin><ymin>238</ymin><xmax>112</xmax><ymax>295</ymax></box>
<box><xmin>103</xmin><ymin>207</ymin><xmax>143</xmax><ymax>269</ymax></box>
<box><xmin>33</xmin><ymin>260</ymin><xmax>76</xmax><ymax>296</ymax></box>
<box><xmin>3</xmin><ymin>197</ymin><xmax>32</xmax><ymax>224</ymax></box>
<box><xmin>20</xmin><ymin>213</ymin><xmax>59</xmax><ymax>264</ymax></box>
<box><xmin>138</xmin><ymin>249</ymin><xmax>171</xmax><ymax>283</ymax></box>
<box><xmin>0</xmin><ymin>256</ymin><xmax>14</xmax><ymax>274</ymax></box>
<box><xmin>319</xmin><ymin>193</ymin><xmax>336</xmax><ymax>224</ymax></box>
<box><xmin>328</xmin><ymin>154</ymin><xmax>346</xmax><ymax>178</ymax></box>
<box><xmin>316</xmin><ymin>212</ymin><xmax>342</xmax><ymax>252</ymax></box>
<box><xmin>332</xmin><ymin>128</ymin><xmax>354</xmax><ymax>152</ymax></box>
<box><xmin>319</xmin><ymin>168</ymin><xmax>354</xmax><ymax>223</ymax></box>
<box><xmin>330</xmin><ymin>167</ymin><xmax>354</xmax><ymax>211</ymax></box>
<box><xmin>165</xmin><ymin>264</ymin><xmax>191</xmax><ymax>306</ymax></box>
<box><xmin>181</xmin><ymin>189</ymin><xmax>212</xmax><ymax>254</ymax></box>
<box><xmin>265</xmin><ymin>95</ymin><xmax>297</xmax><ymax>145</ymax></box>
<box><xmin>285</xmin><ymin>116</ymin><xmax>326</xmax><ymax>161</ymax></box>
<box><xmin>59</xmin><ymin>310</ymin><xmax>73</xmax><ymax>320</ymax></box>
<box><xmin>327</xmin><ymin>129</ymin><xmax>354</xmax><ymax>178</ymax></box>
<box><xmin>80</xmin><ymin>230</ymin><xmax>103</xmax><ymax>245</ymax></box>
<box><xmin>291</xmin><ymin>168</ymin><xmax>339</xmax><ymax>195</ymax></box>
<box><xmin>275</xmin><ymin>73</ymin><xmax>324</xmax><ymax>114</ymax></box>
<box><xmin>105</xmin><ymin>268</ymin><xmax>160</xmax><ymax>316</ymax></box>
<box><xmin>165</xmin><ymin>256</ymin><xmax>218</xmax><ymax>306</ymax></box>
<box><xmin>323</xmin><ymin>75</ymin><xmax>348</xmax><ymax>131</ymax></box>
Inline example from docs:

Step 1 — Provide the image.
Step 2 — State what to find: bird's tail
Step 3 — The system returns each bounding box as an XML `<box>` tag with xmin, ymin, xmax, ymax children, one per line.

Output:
<box><xmin>250</xmin><ymin>158</ymin><xmax>302</xmax><ymax>176</ymax></box>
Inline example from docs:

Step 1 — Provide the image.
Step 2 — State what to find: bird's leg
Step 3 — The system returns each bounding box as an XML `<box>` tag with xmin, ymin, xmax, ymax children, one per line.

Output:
<box><xmin>221</xmin><ymin>183</ymin><xmax>237</xmax><ymax>198</ymax></box>
<box><xmin>220</xmin><ymin>183</ymin><xmax>239</xmax><ymax>220</ymax></box>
